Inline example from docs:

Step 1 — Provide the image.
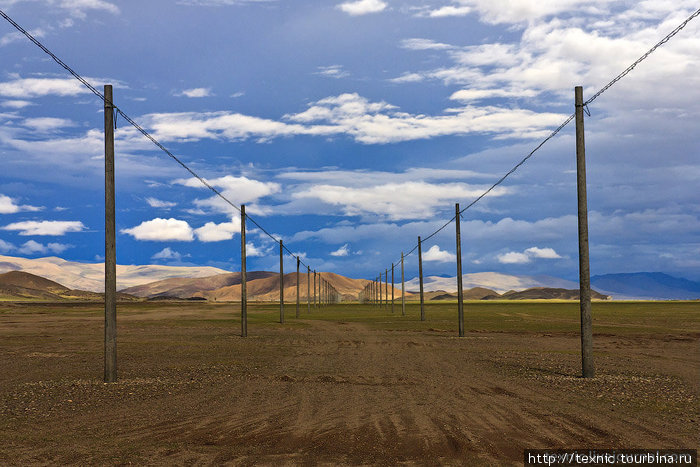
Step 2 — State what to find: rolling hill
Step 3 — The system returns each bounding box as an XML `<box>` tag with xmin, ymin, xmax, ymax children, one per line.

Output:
<box><xmin>0</xmin><ymin>271</ymin><xmax>138</xmax><ymax>301</ymax></box>
<box><xmin>0</xmin><ymin>255</ymin><xmax>230</xmax><ymax>292</ymax></box>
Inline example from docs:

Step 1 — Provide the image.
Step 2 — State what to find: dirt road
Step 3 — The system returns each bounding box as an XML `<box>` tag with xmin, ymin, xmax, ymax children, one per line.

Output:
<box><xmin>1</xmin><ymin>302</ymin><xmax>698</xmax><ymax>465</ymax></box>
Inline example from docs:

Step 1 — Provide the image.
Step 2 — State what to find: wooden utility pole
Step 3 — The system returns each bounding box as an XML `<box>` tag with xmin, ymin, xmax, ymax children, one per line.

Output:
<box><xmin>391</xmin><ymin>263</ymin><xmax>394</xmax><ymax>313</ymax></box>
<box><xmin>401</xmin><ymin>252</ymin><xmax>405</xmax><ymax>316</ymax></box>
<box><xmin>418</xmin><ymin>236</ymin><xmax>425</xmax><ymax>321</ymax></box>
<box><xmin>103</xmin><ymin>84</ymin><xmax>117</xmax><ymax>383</ymax></box>
<box><xmin>456</xmin><ymin>204</ymin><xmax>464</xmax><ymax>337</ymax></box>
<box><xmin>296</xmin><ymin>257</ymin><xmax>300</xmax><ymax>318</ymax></box>
<box><xmin>314</xmin><ymin>270</ymin><xmax>317</xmax><ymax>308</ymax></box>
<box><xmin>241</xmin><ymin>205</ymin><xmax>247</xmax><ymax>337</ymax></box>
<box><xmin>279</xmin><ymin>240</ymin><xmax>284</xmax><ymax>324</ymax></box>
<box><xmin>307</xmin><ymin>265</ymin><xmax>311</xmax><ymax>313</ymax></box>
<box><xmin>575</xmin><ymin>86</ymin><xmax>595</xmax><ymax>379</ymax></box>
<box><xmin>379</xmin><ymin>273</ymin><xmax>383</xmax><ymax>307</ymax></box>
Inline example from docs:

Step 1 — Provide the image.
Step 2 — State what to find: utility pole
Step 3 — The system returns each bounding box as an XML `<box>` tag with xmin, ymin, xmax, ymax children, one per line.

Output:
<box><xmin>103</xmin><ymin>84</ymin><xmax>117</xmax><ymax>383</ymax></box>
<box><xmin>456</xmin><ymin>204</ymin><xmax>464</xmax><ymax>337</ymax></box>
<box><xmin>279</xmin><ymin>240</ymin><xmax>284</xmax><ymax>324</ymax></box>
<box><xmin>575</xmin><ymin>85</ymin><xmax>594</xmax><ymax>379</ymax></box>
<box><xmin>401</xmin><ymin>252</ymin><xmax>405</xmax><ymax>317</ymax></box>
<box><xmin>418</xmin><ymin>236</ymin><xmax>425</xmax><ymax>322</ymax></box>
<box><xmin>296</xmin><ymin>256</ymin><xmax>300</xmax><ymax>318</ymax></box>
<box><xmin>241</xmin><ymin>205</ymin><xmax>247</xmax><ymax>337</ymax></box>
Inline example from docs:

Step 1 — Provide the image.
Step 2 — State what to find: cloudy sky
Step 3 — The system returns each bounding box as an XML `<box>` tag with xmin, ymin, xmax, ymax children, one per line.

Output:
<box><xmin>0</xmin><ymin>0</ymin><xmax>698</xmax><ymax>282</ymax></box>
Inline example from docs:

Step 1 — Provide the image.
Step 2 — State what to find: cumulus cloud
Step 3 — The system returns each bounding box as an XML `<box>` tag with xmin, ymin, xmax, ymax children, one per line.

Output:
<box><xmin>194</xmin><ymin>220</ymin><xmax>240</xmax><ymax>242</ymax></box>
<box><xmin>151</xmin><ymin>247</ymin><xmax>184</xmax><ymax>261</ymax></box>
<box><xmin>497</xmin><ymin>246</ymin><xmax>562</xmax><ymax>264</ymax></box>
<box><xmin>337</xmin><ymin>0</ymin><xmax>386</xmax><ymax>16</ymax></box>
<box><xmin>17</xmin><ymin>240</ymin><xmax>70</xmax><ymax>255</ymax></box>
<box><xmin>176</xmin><ymin>87</ymin><xmax>213</xmax><ymax>98</ymax></box>
<box><xmin>58</xmin><ymin>0</ymin><xmax>120</xmax><ymax>18</ymax></box>
<box><xmin>330</xmin><ymin>243</ymin><xmax>350</xmax><ymax>257</ymax></box>
<box><xmin>422</xmin><ymin>244</ymin><xmax>456</xmax><ymax>262</ymax></box>
<box><xmin>246</xmin><ymin>242</ymin><xmax>270</xmax><ymax>257</ymax></box>
<box><xmin>0</xmin><ymin>194</ymin><xmax>42</xmax><ymax>214</ymax></box>
<box><xmin>121</xmin><ymin>218</ymin><xmax>194</xmax><ymax>241</ymax></box>
<box><xmin>175</xmin><ymin>175</ymin><xmax>280</xmax><ymax>214</ymax></box>
<box><xmin>146</xmin><ymin>197</ymin><xmax>177</xmax><ymax>209</ymax></box>
<box><xmin>2</xmin><ymin>220</ymin><xmax>85</xmax><ymax>236</ymax></box>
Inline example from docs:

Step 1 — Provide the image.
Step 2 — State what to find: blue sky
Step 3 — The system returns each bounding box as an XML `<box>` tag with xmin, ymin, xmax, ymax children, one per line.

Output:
<box><xmin>0</xmin><ymin>0</ymin><xmax>699</xmax><ymax>282</ymax></box>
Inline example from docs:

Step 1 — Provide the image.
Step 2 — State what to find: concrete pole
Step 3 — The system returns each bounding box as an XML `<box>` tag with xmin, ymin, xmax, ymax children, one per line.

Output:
<box><xmin>418</xmin><ymin>236</ymin><xmax>425</xmax><ymax>322</ymax></box>
<box><xmin>241</xmin><ymin>205</ymin><xmax>247</xmax><ymax>337</ymax></box>
<box><xmin>401</xmin><ymin>252</ymin><xmax>405</xmax><ymax>317</ymax></box>
<box><xmin>296</xmin><ymin>257</ymin><xmax>300</xmax><ymax>318</ymax></box>
<box><xmin>103</xmin><ymin>85</ymin><xmax>117</xmax><ymax>383</ymax></box>
<box><xmin>575</xmin><ymin>86</ymin><xmax>595</xmax><ymax>379</ymax></box>
<box><xmin>307</xmin><ymin>265</ymin><xmax>311</xmax><ymax>313</ymax></box>
<box><xmin>279</xmin><ymin>240</ymin><xmax>284</xmax><ymax>324</ymax></box>
<box><xmin>456</xmin><ymin>204</ymin><xmax>464</xmax><ymax>338</ymax></box>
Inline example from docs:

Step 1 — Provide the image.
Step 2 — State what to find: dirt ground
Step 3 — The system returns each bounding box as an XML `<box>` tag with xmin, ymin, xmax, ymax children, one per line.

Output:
<box><xmin>0</xmin><ymin>301</ymin><xmax>698</xmax><ymax>465</ymax></box>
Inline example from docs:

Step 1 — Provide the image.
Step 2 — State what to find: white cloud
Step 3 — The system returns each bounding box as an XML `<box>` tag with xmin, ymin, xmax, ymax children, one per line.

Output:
<box><xmin>17</xmin><ymin>240</ymin><xmax>70</xmax><ymax>255</ymax></box>
<box><xmin>175</xmin><ymin>175</ymin><xmax>280</xmax><ymax>214</ymax></box>
<box><xmin>130</xmin><ymin>92</ymin><xmax>567</xmax><ymax>145</ymax></box>
<box><xmin>337</xmin><ymin>0</ymin><xmax>387</xmax><ymax>16</ymax></box>
<box><xmin>1</xmin><ymin>100</ymin><xmax>34</xmax><ymax>109</ymax></box>
<box><xmin>151</xmin><ymin>247</ymin><xmax>183</xmax><ymax>261</ymax></box>
<box><xmin>176</xmin><ymin>87</ymin><xmax>213</xmax><ymax>98</ymax></box>
<box><xmin>194</xmin><ymin>220</ymin><xmax>240</xmax><ymax>242</ymax></box>
<box><xmin>450</xmin><ymin>88</ymin><xmax>538</xmax><ymax>101</ymax></box>
<box><xmin>121</xmin><ymin>218</ymin><xmax>194</xmax><ymax>241</ymax></box>
<box><xmin>315</xmin><ymin>65</ymin><xmax>349</xmax><ymax>79</ymax></box>
<box><xmin>330</xmin><ymin>243</ymin><xmax>350</xmax><ymax>257</ymax></box>
<box><xmin>400</xmin><ymin>38</ymin><xmax>455</xmax><ymax>50</ymax></box>
<box><xmin>497</xmin><ymin>246</ymin><xmax>562</xmax><ymax>264</ymax></box>
<box><xmin>59</xmin><ymin>0</ymin><xmax>120</xmax><ymax>18</ymax></box>
<box><xmin>0</xmin><ymin>238</ymin><xmax>15</xmax><ymax>253</ymax></box>
<box><xmin>246</xmin><ymin>242</ymin><xmax>269</xmax><ymax>257</ymax></box>
<box><xmin>422</xmin><ymin>244</ymin><xmax>456</xmax><ymax>262</ymax></box>
<box><xmin>0</xmin><ymin>76</ymin><xmax>102</xmax><ymax>98</ymax></box>
<box><xmin>146</xmin><ymin>197</ymin><xmax>177</xmax><ymax>209</ymax></box>
<box><xmin>2</xmin><ymin>220</ymin><xmax>85</xmax><ymax>236</ymax></box>
<box><xmin>427</xmin><ymin>5</ymin><xmax>472</xmax><ymax>17</ymax></box>
<box><xmin>1</xmin><ymin>29</ymin><xmax>45</xmax><ymax>47</ymax></box>
<box><xmin>177</xmin><ymin>0</ymin><xmax>275</xmax><ymax>5</ymax></box>
<box><xmin>0</xmin><ymin>194</ymin><xmax>42</xmax><ymax>214</ymax></box>
<box><xmin>293</xmin><ymin>181</ymin><xmax>508</xmax><ymax>220</ymax></box>
<box><xmin>22</xmin><ymin>117</ymin><xmax>76</xmax><ymax>132</ymax></box>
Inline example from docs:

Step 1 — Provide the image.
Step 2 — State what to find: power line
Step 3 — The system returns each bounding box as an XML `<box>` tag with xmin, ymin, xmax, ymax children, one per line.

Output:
<box><xmin>0</xmin><ymin>8</ymin><xmax>312</xmax><ymax>269</ymax></box>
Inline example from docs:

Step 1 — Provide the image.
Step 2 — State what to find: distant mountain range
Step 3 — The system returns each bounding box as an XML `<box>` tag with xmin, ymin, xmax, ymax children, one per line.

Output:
<box><xmin>591</xmin><ymin>272</ymin><xmax>700</xmax><ymax>300</ymax></box>
<box><xmin>0</xmin><ymin>255</ymin><xmax>697</xmax><ymax>301</ymax></box>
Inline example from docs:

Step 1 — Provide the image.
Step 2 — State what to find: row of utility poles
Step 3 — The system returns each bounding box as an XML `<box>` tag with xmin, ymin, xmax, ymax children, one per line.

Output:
<box><xmin>102</xmin><ymin>86</ymin><xmax>594</xmax><ymax>382</ymax></box>
<box><xmin>359</xmin><ymin>86</ymin><xmax>595</xmax><ymax>379</ymax></box>
<box><xmin>244</xmin><ymin>211</ymin><xmax>341</xmax><ymax>334</ymax></box>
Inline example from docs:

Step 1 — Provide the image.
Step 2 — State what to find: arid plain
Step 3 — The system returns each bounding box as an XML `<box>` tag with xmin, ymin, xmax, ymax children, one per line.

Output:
<box><xmin>1</xmin><ymin>301</ymin><xmax>698</xmax><ymax>465</ymax></box>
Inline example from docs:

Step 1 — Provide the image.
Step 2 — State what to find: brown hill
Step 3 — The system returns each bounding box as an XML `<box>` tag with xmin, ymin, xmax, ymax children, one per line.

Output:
<box><xmin>120</xmin><ymin>271</ymin><xmax>276</xmax><ymax>298</ymax></box>
<box><xmin>127</xmin><ymin>270</ymin><xmax>411</xmax><ymax>302</ymax></box>
<box><xmin>497</xmin><ymin>287</ymin><xmax>610</xmax><ymax>300</ymax></box>
<box><xmin>0</xmin><ymin>271</ymin><xmax>139</xmax><ymax>301</ymax></box>
<box><xmin>427</xmin><ymin>287</ymin><xmax>500</xmax><ymax>301</ymax></box>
